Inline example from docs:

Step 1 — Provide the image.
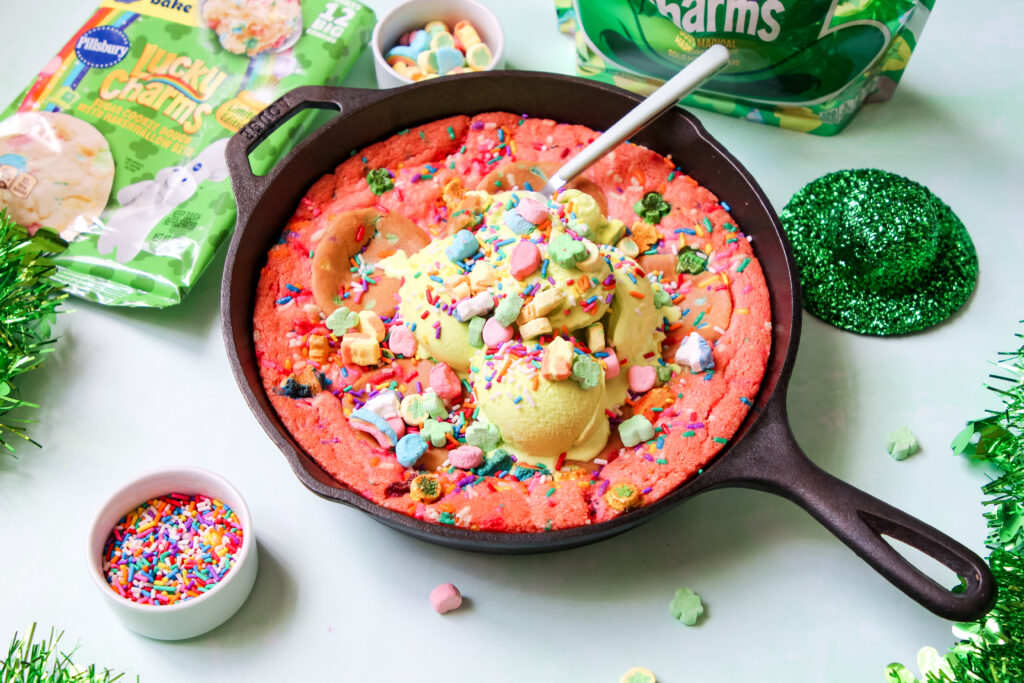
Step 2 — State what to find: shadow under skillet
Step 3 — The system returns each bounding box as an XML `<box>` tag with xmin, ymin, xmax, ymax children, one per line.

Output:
<box><xmin>326</xmin><ymin>481</ymin><xmax>821</xmax><ymax>609</ymax></box>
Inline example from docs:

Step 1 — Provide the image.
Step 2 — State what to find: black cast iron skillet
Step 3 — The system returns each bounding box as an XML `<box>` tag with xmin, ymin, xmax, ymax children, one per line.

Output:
<box><xmin>221</xmin><ymin>73</ymin><xmax>996</xmax><ymax>621</ymax></box>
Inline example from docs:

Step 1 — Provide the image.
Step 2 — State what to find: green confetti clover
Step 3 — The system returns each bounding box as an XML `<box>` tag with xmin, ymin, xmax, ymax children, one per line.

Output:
<box><xmin>633</xmin><ymin>192</ymin><xmax>671</xmax><ymax>225</ymax></box>
<box><xmin>366</xmin><ymin>167</ymin><xmax>394</xmax><ymax>195</ymax></box>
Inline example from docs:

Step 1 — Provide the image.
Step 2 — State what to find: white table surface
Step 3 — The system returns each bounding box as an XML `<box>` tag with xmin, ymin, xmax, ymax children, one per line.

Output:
<box><xmin>1</xmin><ymin>1</ymin><xmax>1022</xmax><ymax>681</ymax></box>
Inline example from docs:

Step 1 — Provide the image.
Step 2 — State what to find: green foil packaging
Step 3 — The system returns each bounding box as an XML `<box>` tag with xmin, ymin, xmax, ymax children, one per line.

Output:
<box><xmin>1</xmin><ymin>0</ymin><xmax>375</xmax><ymax>307</ymax></box>
<box><xmin>554</xmin><ymin>0</ymin><xmax>934</xmax><ymax>135</ymax></box>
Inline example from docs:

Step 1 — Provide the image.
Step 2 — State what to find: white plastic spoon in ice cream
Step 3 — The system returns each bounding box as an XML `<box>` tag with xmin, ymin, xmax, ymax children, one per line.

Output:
<box><xmin>540</xmin><ymin>44</ymin><xmax>730</xmax><ymax>198</ymax></box>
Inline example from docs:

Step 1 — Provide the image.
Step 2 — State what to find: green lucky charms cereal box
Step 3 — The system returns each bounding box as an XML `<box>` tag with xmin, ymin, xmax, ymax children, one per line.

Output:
<box><xmin>0</xmin><ymin>0</ymin><xmax>375</xmax><ymax>307</ymax></box>
<box><xmin>554</xmin><ymin>0</ymin><xmax>933</xmax><ymax>135</ymax></box>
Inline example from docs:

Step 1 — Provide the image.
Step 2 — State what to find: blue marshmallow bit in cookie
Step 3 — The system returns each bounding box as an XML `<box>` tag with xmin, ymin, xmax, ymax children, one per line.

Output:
<box><xmin>396</xmin><ymin>433</ymin><xmax>429</xmax><ymax>467</ymax></box>
<box><xmin>350</xmin><ymin>408</ymin><xmax>399</xmax><ymax>447</ymax></box>
<box><xmin>674</xmin><ymin>332</ymin><xmax>714</xmax><ymax>372</ymax></box>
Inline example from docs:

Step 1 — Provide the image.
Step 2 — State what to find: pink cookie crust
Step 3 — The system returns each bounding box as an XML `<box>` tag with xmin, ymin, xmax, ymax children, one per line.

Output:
<box><xmin>253</xmin><ymin>112</ymin><xmax>772</xmax><ymax>533</ymax></box>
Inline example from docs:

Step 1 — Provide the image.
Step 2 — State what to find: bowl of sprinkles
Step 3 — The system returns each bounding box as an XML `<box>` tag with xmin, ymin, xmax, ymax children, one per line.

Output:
<box><xmin>86</xmin><ymin>466</ymin><xmax>258</xmax><ymax>640</ymax></box>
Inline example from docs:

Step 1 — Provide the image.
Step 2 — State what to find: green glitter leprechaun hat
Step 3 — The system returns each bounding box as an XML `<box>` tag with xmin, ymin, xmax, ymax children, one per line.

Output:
<box><xmin>780</xmin><ymin>169</ymin><xmax>978</xmax><ymax>335</ymax></box>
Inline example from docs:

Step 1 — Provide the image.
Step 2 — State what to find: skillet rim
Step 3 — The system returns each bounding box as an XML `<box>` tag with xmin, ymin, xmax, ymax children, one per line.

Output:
<box><xmin>221</xmin><ymin>71</ymin><xmax>802</xmax><ymax>552</ymax></box>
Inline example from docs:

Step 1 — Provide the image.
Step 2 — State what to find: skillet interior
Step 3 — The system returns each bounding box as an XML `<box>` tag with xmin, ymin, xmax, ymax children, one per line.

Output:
<box><xmin>222</xmin><ymin>72</ymin><xmax>800</xmax><ymax>552</ymax></box>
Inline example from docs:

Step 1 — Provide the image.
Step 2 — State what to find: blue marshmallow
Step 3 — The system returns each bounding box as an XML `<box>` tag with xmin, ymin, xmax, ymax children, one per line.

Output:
<box><xmin>504</xmin><ymin>209</ymin><xmax>536</xmax><ymax>235</ymax></box>
<box><xmin>445</xmin><ymin>229</ymin><xmax>480</xmax><ymax>263</ymax></box>
<box><xmin>350</xmin><ymin>408</ymin><xmax>398</xmax><ymax>446</ymax></box>
<box><xmin>396</xmin><ymin>433</ymin><xmax>429</xmax><ymax>468</ymax></box>
<box><xmin>435</xmin><ymin>46</ymin><xmax>465</xmax><ymax>75</ymax></box>
<box><xmin>386</xmin><ymin>30</ymin><xmax>429</xmax><ymax>60</ymax></box>
<box><xmin>674</xmin><ymin>332</ymin><xmax>714</xmax><ymax>372</ymax></box>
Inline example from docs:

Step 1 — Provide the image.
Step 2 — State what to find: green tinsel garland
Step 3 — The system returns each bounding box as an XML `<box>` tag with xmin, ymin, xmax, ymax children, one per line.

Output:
<box><xmin>886</xmin><ymin>332</ymin><xmax>1024</xmax><ymax>682</ymax></box>
<box><xmin>0</xmin><ymin>209</ymin><xmax>66</xmax><ymax>451</ymax></box>
<box><xmin>0</xmin><ymin>625</ymin><xmax>128</xmax><ymax>682</ymax></box>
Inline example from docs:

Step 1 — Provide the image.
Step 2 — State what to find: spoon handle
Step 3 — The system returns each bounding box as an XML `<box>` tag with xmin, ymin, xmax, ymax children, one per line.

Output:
<box><xmin>541</xmin><ymin>44</ymin><xmax>730</xmax><ymax>197</ymax></box>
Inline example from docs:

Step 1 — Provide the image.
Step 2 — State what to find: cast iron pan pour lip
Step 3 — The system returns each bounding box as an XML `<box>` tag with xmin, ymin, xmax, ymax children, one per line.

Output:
<box><xmin>222</xmin><ymin>73</ymin><xmax>996</xmax><ymax>621</ymax></box>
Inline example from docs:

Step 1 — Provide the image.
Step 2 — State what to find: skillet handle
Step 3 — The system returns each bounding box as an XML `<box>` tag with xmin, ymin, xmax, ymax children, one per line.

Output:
<box><xmin>703</xmin><ymin>404</ymin><xmax>997</xmax><ymax>621</ymax></box>
<box><xmin>226</xmin><ymin>85</ymin><xmax>383</xmax><ymax>226</ymax></box>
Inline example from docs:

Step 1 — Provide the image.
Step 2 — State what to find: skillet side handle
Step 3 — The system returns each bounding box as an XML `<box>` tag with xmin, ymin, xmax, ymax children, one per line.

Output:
<box><xmin>225</xmin><ymin>85</ymin><xmax>379</xmax><ymax>227</ymax></box>
<box><xmin>713</xmin><ymin>407</ymin><xmax>997</xmax><ymax>621</ymax></box>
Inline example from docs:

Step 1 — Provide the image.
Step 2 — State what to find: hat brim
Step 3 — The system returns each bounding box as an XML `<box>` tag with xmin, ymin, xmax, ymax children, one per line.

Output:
<box><xmin>781</xmin><ymin>170</ymin><xmax>978</xmax><ymax>336</ymax></box>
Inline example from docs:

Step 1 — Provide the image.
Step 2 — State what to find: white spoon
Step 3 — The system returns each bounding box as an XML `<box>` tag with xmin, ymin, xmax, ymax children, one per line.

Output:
<box><xmin>541</xmin><ymin>44</ymin><xmax>730</xmax><ymax>198</ymax></box>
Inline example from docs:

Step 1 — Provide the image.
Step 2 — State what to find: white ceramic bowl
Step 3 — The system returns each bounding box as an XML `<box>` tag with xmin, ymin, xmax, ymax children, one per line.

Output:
<box><xmin>371</xmin><ymin>0</ymin><xmax>505</xmax><ymax>88</ymax></box>
<box><xmin>86</xmin><ymin>466</ymin><xmax>258</xmax><ymax>640</ymax></box>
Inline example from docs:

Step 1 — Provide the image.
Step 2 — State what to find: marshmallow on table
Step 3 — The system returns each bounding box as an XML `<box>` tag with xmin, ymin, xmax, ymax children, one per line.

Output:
<box><xmin>430</xmin><ymin>583</ymin><xmax>463</xmax><ymax>614</ymax></box>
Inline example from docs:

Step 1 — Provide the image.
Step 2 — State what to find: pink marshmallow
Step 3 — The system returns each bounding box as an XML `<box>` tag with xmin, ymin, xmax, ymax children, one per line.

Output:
<box><xmin>449</xmin><ymin>445</ymin><xmax>483</xmax><ymax>469</ymax></box>
<box><xmin>429</xmin><ymin>583</ymin><xmax>463</xmax><ymax>614</ymax></box>
<box><xmin>482</xmin><ymin>317</ymin><xmax>513</xmax><ymax>347</ymax></box>
<box><xmin>388</xmin><ymin>324</ymin><xmax>417</xmax><ymax>358</ymax></box>
<box><xmin>602</xmin><ymin>348</ymin><xmax>620</xmax><ymax>379</ymax></box>
<box><xmin>509</xmin><ymin>240</ymin><xmax>541</xmax><ymax>280</ymax></box>
<box><xmin>386</xmin><ymin>416</ymin><xmax>406</xmax><ymax>441</ymax></box>
<box><xmin>515</xmin><ymin>196</ymin><xmax>549</xmax><ymax>225</ymax></box>
<box><xmin>429</xmin><ymin>362</ymin><xmax>462</xmax><ymax>400</ymax></box>
<box><xmin>627</xmin><ymin>365</ymin><xmax>657</xmax><ymax>393</ymax></box>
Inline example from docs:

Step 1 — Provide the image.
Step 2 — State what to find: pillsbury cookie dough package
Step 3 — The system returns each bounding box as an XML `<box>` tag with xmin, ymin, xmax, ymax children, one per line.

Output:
<box><xmin>0</xmin><ymin>0</ymin><xmax>375</xmax><ymax>306</ymax></box>
<box><xmin>555</xmin><ymin>0</ymin><xmax>933</xmax><ymax>135</ymax></box>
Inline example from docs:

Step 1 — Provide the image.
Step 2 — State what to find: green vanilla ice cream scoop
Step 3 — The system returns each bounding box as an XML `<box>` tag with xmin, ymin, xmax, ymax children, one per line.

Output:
<box><xmin>471</xmin><ymin>349</ymin><xmax>610</xmax><ymax>467</ymax></box>
<box><xmin>604</xmin><ymin>250</ymin><xmax>659</xmax><ymax>364</ymax></box>
<box><xmin>390</xmin><ymin>189</ymin><xmax>669</xmax><ymax>466</ymax></box>
<box><xmin>393</xmin><ymin>239</ymin><xmax>480</xmax><ymax>374</ymax></box>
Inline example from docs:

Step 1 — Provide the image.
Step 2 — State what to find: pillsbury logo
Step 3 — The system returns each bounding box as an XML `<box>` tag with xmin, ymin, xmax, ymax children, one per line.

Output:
<box><xmin>75</xmin><ymin>26</ymin><xmax>131</xmax><ymax>69</ymax></box>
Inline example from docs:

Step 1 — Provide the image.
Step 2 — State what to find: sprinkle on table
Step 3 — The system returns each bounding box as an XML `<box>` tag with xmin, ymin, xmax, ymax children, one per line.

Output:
<box><xmin>102</xmin><ymin>493</ymin><xmax>244</xmax><ymax>606</ymax></box>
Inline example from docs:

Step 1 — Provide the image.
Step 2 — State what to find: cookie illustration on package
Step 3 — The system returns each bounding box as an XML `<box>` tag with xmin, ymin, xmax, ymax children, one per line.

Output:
<box><xmin>201</xmin><ymin>0</ymin><xmax>303</xmax><ymax>56</ymax></box>
<box><xmin>0</xmin><ymin>112</ymin><xmax>114</xmax><ymax>239</ymax></box>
